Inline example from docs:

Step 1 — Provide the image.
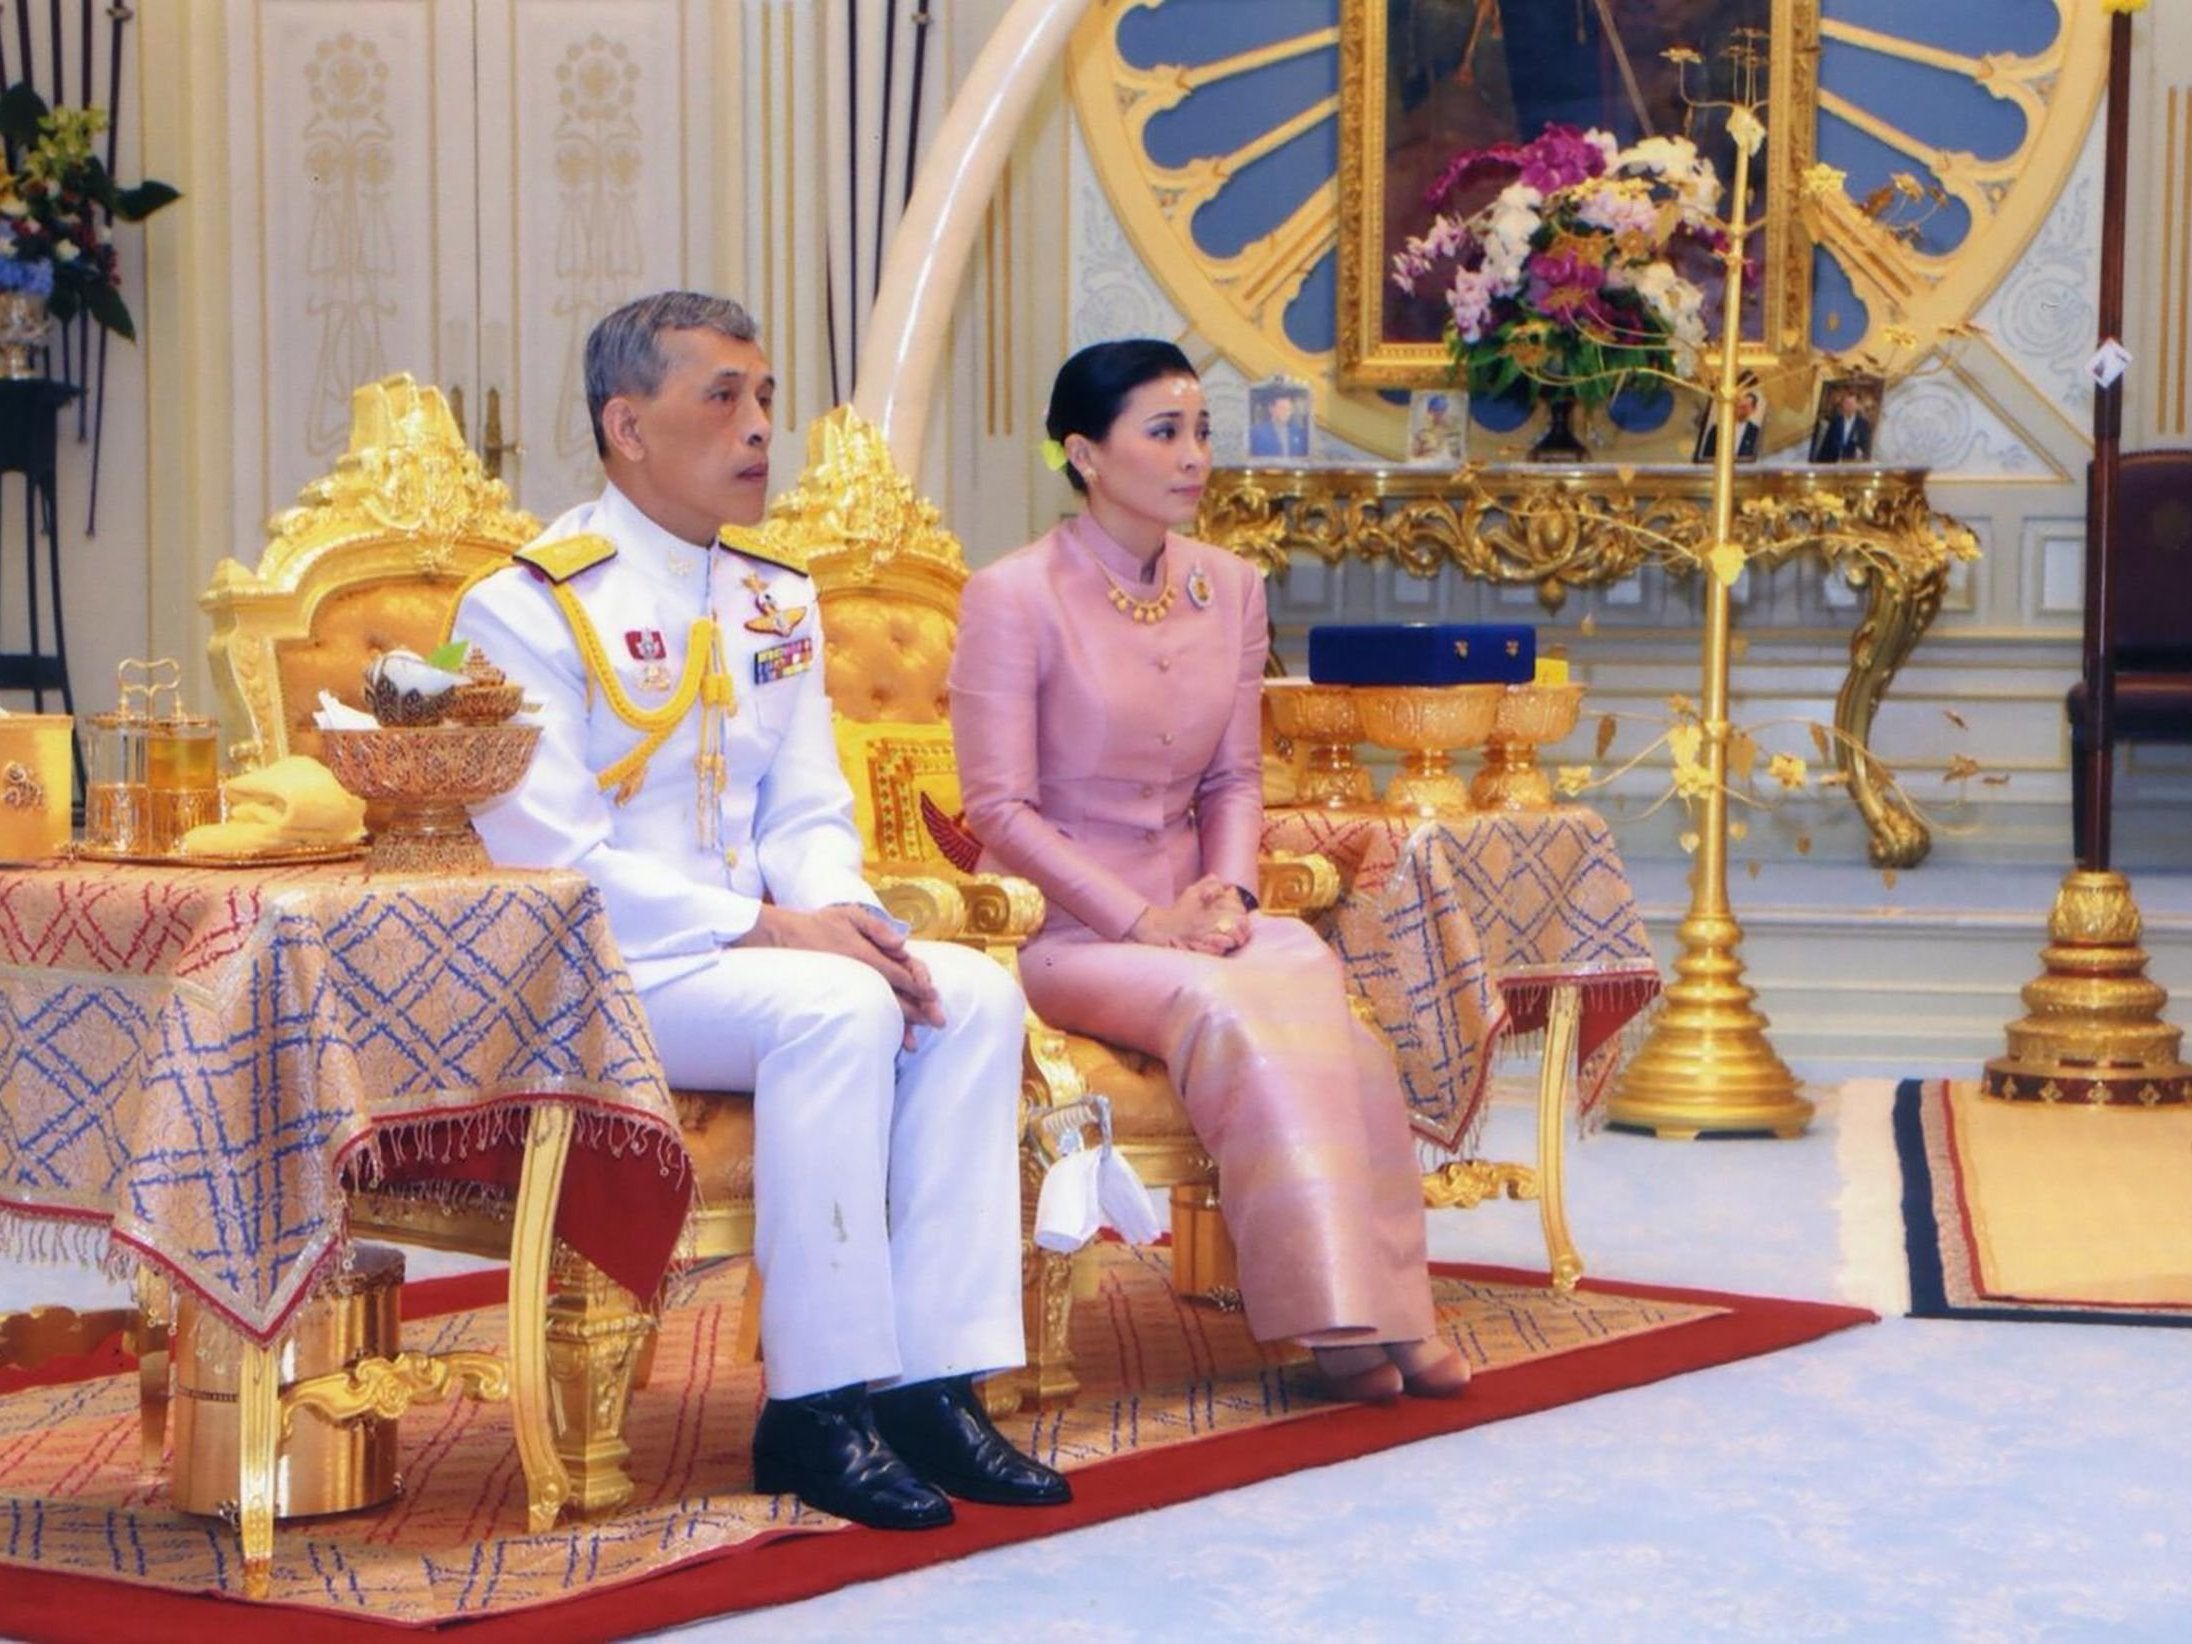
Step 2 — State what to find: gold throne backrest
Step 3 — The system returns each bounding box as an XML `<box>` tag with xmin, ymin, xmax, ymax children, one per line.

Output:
<box><xmin>201</xmin><ymin>376</ymin><xmax>541</xmax><ymax>769</ymax></box>
<box><xmin>776</xmin><ymin>409</ymin><xmax>971</xmax><ymax>871</ymax></box>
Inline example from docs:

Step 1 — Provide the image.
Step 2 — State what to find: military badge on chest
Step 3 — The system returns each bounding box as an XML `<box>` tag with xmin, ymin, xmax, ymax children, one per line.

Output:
<box><xmin>625</xmin><ymin>628</ymin><xmax>673</xmax><ymax>694</ymax></box>
<box><xmin>742</xmin><ymin>571</ymin><xmax>808</xmax><ymax>638</ymax></box>
<box><xmin>741</xmin><ymin>570</ymin><xmax>814</xmax><ymax>684</ymax></box>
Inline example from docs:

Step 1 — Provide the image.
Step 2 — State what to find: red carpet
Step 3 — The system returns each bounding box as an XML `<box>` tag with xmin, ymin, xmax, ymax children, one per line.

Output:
<box><xmin>0</xmin><ymin>1258</ymin><xmax>1870</xmax><ymax>1641</ymax></box>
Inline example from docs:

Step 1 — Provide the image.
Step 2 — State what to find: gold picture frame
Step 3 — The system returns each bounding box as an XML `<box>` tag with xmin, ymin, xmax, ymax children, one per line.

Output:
<box><xmin>1336</xmin><ymin>0</ymin><xmax>1820</xmax><ymax>390</ymax></box>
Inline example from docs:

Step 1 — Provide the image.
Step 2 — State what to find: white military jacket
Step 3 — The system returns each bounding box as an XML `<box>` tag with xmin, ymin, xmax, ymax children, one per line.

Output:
<box><xmin>453</xmin><ymin>483</ymin><xmax>881</xmax><ymax>991</ymax></box>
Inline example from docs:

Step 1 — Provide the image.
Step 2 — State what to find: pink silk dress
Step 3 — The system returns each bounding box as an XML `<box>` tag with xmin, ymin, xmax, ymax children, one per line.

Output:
<box><xmin>949</xmin><ymin>516</ymin><xmax>1435</xmax><ymax>1344</ymax></box>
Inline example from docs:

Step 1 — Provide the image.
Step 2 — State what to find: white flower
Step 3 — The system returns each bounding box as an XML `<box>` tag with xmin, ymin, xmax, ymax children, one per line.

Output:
<box><xmin>1576</xmin><ymin>179</ymin><xmax>1657</xmax><ymax>239</ymax></box>
<box><xmin>52</xmin><ymin>241</ymin><xmax>78</xmax><ymax>263</ymax></box>
<box><xmin>1446</xmin><ymin>266</ymin><xmax>1500</xmax><ymax>342</ymax></box>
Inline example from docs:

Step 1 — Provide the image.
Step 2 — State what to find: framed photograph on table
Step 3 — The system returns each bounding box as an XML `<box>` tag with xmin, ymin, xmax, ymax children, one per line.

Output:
<box><xmin>1808</xmin><ymin>373</ymin><xmax>1882</xmax><ymax>463</ymax></box>
<box><xmin>1245</xmin><ymin>376</ymin><xmax>1315</xmax><ymax>463</ymax></box>
<box><xmin>1692</xmin><ymin>380</ymin><xmax>1764</xmax><ymax>463</ymax></box>
<box><xmin>1406</xmin><ymin>391</ymin><xmax>1467</xmax><ymax>466</ymax></box>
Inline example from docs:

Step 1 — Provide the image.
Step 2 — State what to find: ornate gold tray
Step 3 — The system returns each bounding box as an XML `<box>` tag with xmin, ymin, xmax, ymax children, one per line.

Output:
<box><xmin>72</xmin><ymin>838</ymin><xmax>368</xmax><ymax>869</ymax></box>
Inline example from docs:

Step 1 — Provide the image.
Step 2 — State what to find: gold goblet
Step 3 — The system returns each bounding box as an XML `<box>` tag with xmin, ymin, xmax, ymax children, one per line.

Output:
<box><xmin>1470</xmin><ymin>682</ymin><xmax>1586</xmax><ymax>811</ymax></box>
<box><xmin>320</xmin><ymin>723</ymin><xmax>542</xmax><ymax>874</ymax></box>
<box><xmin>1264</xmin><ymin>679</ymin><xmax>1375</xmax><ymax>808</ymax></box>
<box><xmin>1356</xmin><ymin>684</ymin><xmax>1503</xmax><ymax>816</ymax></box>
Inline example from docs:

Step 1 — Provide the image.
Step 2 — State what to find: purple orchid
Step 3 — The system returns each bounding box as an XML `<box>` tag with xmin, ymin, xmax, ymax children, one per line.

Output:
<box><xmin>1524</xmin><ymin>249</ymin><xmax>1606</xmax><ymax>323</ymax></box>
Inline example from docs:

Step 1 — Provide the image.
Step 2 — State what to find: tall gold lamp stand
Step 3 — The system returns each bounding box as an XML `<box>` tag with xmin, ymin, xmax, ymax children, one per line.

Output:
<box><xmin>1606</xmin><ymin>99</ymin><xmax>1812</xmax><ymax>1140</ymax></box>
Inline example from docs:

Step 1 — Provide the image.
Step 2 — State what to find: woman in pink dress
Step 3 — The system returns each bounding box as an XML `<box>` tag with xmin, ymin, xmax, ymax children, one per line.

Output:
<box><xmin>948</xmin><ymin>340</ymin><xmax>1467</xmax><ymax>1402</ymax></box>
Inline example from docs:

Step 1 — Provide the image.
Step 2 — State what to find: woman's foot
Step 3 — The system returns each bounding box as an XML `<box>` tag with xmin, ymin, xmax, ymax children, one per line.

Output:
<box><xmin>1386</xmin><ymin>1337</ymin><xmax>1471</xmax><ymax>1399</ymax></box>
<box><xmin>1309</xmin><ymin>1345</ymin><xmax>1403</xmax><ymax>1404</ymax></box>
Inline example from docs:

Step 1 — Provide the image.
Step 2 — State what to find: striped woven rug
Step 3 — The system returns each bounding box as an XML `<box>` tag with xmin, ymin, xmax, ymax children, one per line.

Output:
<box><xmin>1895</xmin><ymin>1078</ymin><xmax>2192</xmax><ymax>1326</ymax></box>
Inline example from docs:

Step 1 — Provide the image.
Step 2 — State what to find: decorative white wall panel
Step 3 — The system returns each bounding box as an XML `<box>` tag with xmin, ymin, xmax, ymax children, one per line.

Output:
<box><xmin>228</xmin><ymin>0</ymin><xmax>473</xmax><ymax>529</ymax></box>
<box><xmin>477</xmin><ymin>1</ymin><xmax>714</xmax><ymax>516</ymax></box>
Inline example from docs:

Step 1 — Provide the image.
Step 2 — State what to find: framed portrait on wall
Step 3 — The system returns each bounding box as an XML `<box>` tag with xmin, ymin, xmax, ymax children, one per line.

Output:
<box><xmin>1808</xmin><ymin>373</ymin><xmax>1882</xmax><ymax>463</ymax></box>
<box><xmin>1336</xmin><ymin>0</ymin><xmax>1820</xmax><ymax>389</ymax></box>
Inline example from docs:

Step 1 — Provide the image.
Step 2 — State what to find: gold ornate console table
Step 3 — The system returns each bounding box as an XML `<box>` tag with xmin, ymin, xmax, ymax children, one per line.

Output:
<box><xmin>1202</xmin><ymin>463</ymin><xmax>1977</xmax><ymax>869</ymax></box>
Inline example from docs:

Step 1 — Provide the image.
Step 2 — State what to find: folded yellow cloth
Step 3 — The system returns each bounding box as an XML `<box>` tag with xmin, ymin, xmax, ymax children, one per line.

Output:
<box><xmin>180</xmin><ymin>755</ymin><xmax>368</xmax><ymax>856</ymax></box>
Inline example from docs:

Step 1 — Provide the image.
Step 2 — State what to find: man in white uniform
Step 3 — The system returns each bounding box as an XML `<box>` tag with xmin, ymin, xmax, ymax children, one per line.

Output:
<box><xmin>454</xmin><ymin>291</ymin><xmax>1065</xmax><ymax>1530</ymax></box>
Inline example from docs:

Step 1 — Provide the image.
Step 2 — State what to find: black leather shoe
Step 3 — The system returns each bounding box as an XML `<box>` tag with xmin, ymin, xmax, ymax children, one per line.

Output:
<box><xmin>871</xmin><ymin>1375</ymin><xmax>1072</xmax><ymax>1507</ymax></box>
<box><xmin>751</xmin><ymin>1384</ymin><xmax>954</xmax><ymax>1530</ymax></box>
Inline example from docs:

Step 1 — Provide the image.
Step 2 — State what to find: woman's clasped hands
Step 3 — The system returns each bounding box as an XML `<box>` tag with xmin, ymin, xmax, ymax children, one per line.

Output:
<box><xmin>1128</xmin><ymin>874</ymin><xmax>1252</xmax><ymax>956</ymax></box>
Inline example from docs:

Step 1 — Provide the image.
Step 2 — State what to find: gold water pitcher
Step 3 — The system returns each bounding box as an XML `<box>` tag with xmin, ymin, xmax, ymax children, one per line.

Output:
<box><xmin>169</xmin><ymin>1245</ymin><xmax>406</xmax><ymax>1519</ymax></box>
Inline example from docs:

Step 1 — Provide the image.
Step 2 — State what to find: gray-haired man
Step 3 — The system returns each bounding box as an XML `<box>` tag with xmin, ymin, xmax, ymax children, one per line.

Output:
<box><xmin>453</xmin><ymin>291</ymin><xmax>1065</xmax><ymax>1529</ymax></box>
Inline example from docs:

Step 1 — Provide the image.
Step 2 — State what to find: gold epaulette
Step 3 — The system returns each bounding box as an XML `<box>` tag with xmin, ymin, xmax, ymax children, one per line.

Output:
<box><xmin>717</xmin><ymin>522</ymin><xmax>808</xmax><ymax>574</ymax></box>
<box><xmin>515</xmin><ymin>532</ymin><xmax>618</xmax><ymax>584</ymax></box>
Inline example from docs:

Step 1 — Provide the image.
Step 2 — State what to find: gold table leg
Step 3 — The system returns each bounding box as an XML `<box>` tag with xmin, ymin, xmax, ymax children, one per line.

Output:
<box><xmin>509</xmin><ymin>1103</ymin><xmax>575</xmax><ymax>1533</ymax></box>
<box><xmin>1535</xmin><ymin>984</ymin><xmax>1585</xmax><ymax>1293</ymax></box>
<box><xmin>133</xmin><ymin>1270</ymin><xmax>172</xmax><ymax>1476</ymax></box>
<box><xmin>1834</xmin><ymin>550</ymin><xmax>1947</xmax><ymax>869</ymax></box>
<box><xmin>1418</xmin><ymin>984</ymin><xmax>1586</xmax><ymax>1291</ymax></box>
<box><xmin>236</xmin><ymin>1336</ymin><xmax>279</xmax><ymax>1601</ymax></box>
<box><xmin>544</xmin><ymin>1250</ymin><xmax>650</xmax><ymax>1519</ymax></box>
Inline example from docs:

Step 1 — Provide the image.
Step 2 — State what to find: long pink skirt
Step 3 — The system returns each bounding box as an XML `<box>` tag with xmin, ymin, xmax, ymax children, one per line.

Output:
<box><xmin>1021</xmin><ymin>915</ymin><xmax>1436</xmax><ymax>1344</ymax></box>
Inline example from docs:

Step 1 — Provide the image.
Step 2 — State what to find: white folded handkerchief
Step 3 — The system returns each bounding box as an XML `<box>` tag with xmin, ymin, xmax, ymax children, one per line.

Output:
<box><xmin>313</xmin><ymin>691</ymin><xmax>378</xmax><ymax>730</ymax></box>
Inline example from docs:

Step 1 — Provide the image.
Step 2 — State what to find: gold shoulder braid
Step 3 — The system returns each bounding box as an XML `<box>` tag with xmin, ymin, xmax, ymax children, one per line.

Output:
<box><xmin>717</xmin><ymin>521</ymin><xmax>808</xmax><ymax>574</ymax></box>
<box><xmin>515</xmin><ymin>532</ymin><xmax>619</xmax><ymax>583</ymax></box>
<box><xmin>544</xmin><ymin>585</ymin><xmax>734</xmax><ymax>848</ymax></box>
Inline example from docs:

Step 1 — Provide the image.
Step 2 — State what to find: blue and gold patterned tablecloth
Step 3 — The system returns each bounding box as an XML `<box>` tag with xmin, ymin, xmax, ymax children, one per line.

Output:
<box><xmin>0</xmin><ymin>859</ymin><xmax>687</xmax><ymax>1344</ymax></box>
<box><xmin>1265</xmin><ymin>807</ymin><xmax>1660</xmax><ymax>1155</ymax></box>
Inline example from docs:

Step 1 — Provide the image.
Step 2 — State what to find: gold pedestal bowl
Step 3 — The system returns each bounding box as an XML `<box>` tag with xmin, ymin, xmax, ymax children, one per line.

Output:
<box><xmin>320</xmin><ymin>723</ymin><xmax>542</xmax><ymax>874</ymax></box>
<box><xmin>1264</xmin><ymin>679</ymin><xmax>1375</xmax><ymax>808</ymax></box>
<box><xmin>1471</xmin><ymin>682</ymin><xmax>1586</xmax><ymax>811</ymax></box>
<box><xmin>1356</xmin><ymin>685</ymin><xmax>1503</xmax><ymax>816</ymax></box>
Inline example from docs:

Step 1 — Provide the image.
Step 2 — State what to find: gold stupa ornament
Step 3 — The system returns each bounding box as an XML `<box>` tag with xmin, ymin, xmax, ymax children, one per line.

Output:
<box><xmin>1984</xmin><ymin>873</ymin><xmax>2192</xmax><ymax>1104</ymax></box>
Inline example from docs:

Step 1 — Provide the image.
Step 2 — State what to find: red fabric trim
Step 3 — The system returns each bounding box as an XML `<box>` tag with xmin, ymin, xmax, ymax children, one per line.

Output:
<box><xmin>0</xmin><ymin>1265</ymin><xmax>1872</xmax><ymax>1642</ymax></box>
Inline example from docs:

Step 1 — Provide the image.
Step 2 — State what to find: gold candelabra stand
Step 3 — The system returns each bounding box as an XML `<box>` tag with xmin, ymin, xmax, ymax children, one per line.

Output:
<box><xmin>1606</xmin><ymin>83</ymin><xmax>1811</xmax><ymax>1139</ymax></box>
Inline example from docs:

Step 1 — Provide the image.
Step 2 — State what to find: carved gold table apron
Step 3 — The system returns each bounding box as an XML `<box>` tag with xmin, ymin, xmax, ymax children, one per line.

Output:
<box><xmin>1208</xmin><ymin>464</ymin><xmax>1973</xmax><ymax>868</ymax></box>
<box><xmin>0</xmin><ymin>859</ymin><xmax>689</xmax><ymax>1596</ymax></box>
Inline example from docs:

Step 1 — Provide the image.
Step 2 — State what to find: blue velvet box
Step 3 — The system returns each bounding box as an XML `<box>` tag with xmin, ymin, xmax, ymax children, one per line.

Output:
<box><xmin>1307</xmin><ymin>623</ymin><xmax>1536</xmax><ymax>686</ymax></box>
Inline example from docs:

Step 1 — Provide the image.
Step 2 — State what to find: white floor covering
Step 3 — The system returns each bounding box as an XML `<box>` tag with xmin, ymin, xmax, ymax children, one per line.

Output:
<box><xmin>4</xmin><ymin>1076</ymin><xmax>2188</xmax><ymax>1640</ymax></box>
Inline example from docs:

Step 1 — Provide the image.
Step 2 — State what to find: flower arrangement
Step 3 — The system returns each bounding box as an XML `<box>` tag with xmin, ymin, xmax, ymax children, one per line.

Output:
<box><xmin>0</xmin><ymin>83</ymin><xmax>179</xmax><ymax>341</ymax></box>
<box><xmin>1390</xmin><ymin>122</ymin><xmax>1724</xmax><ymax>415</ymax></box>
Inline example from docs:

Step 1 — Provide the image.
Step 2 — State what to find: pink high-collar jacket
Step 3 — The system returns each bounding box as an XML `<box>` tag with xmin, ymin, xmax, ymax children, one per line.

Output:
<box><xmin>948</xmin><ymin>517</ymin><xmax>1265</xmax><ymax>942</ymax></box>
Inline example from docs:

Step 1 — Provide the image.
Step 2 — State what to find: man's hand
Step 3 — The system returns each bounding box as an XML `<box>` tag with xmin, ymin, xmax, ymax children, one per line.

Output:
<box><xmin>736</xmin><ymin>904</ymin><xmax>946</xmax><ymax>1042</ymax></box>
<box><xmin>1127</xmin><ymin>875</ymin><xmax>1251</xmax><ymax>956</ymax></box>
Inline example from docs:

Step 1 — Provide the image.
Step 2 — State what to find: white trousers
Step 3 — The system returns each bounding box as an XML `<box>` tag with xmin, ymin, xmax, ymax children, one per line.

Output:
<box><xmin>644</xmin><ymin>940</ymin><xmax>1027</xmax><ymax>1400</ymax></box>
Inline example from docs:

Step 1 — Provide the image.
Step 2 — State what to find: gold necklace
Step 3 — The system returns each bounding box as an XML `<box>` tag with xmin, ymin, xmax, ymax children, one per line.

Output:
<box><xmin>1101</xmin><ymin>570</ymin><xmax>1175</xmax><ymax>624</ymax></box>
<box><xmin>1078</xmin><ymin>521</ymin><xmax>1174</xmax><ymax>624</ymax></box>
